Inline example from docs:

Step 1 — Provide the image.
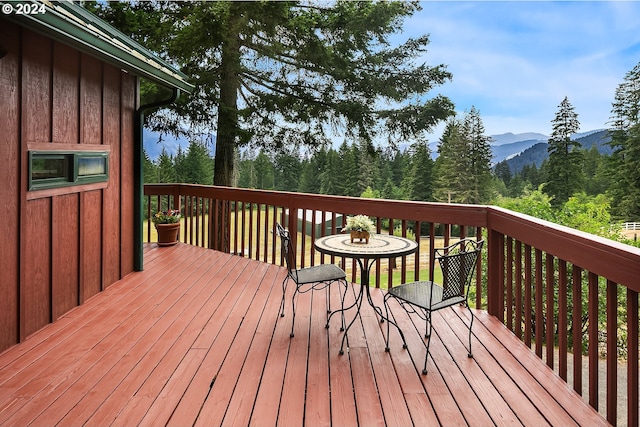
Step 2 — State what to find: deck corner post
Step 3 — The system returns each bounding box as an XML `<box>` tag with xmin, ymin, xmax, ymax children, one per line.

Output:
<box><xmin>487</xmin><ymin>228</ymin><xmax>504</xmax><ymax>321</ymax></box>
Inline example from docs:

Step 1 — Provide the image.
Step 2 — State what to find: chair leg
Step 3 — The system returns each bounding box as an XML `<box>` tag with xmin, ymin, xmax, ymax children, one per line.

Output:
<box><xmin>279</xmin><ymin>277</ymin><xmax>288</xmax><ymax>318</ymax></box>
<box><xmin>339</xmin><ymin>279</ymin><xmax>347</xmax><ymax>330</ymax></box>
<box><xmin>382</xmin><ymin>294</ymin><xmax>407</xmax><ymax>352</ymax></box>
<box><xmin>466</xmin><ymin>304</ymin><xmax>474</xmax><ymax>358</ymax></box>
<box><xmin>423</xmin><ymin>311</ymin><xmax>433</xmax><ymax>375</ymax></box>
<box><xmin>326</xmin><ymin>279</ymin><xmax>349</xmax><ymax>331</ymax></box>
<box><xmin>290</xmin><ymin>287</ymin><xmax>298</xmax><ymax>338</ymax></box>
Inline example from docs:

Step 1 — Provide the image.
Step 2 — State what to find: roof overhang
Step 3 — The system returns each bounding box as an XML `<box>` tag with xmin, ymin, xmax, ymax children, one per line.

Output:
<box><xmin>1</xmin><ymin>0</ymin><xmax>194</xmax><ymax>93</ymax></box>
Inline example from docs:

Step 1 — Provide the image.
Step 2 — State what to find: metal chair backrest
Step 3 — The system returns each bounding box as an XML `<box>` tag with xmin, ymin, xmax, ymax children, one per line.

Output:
<box><xmin>275</xmin><ymin>223</ymin><xmax>295</xmax><ymax>274</ymax></box>
<box><xmin>434</xmin><ymin>239</ymin><xmax>484</xmax><ymax>302</ymax></box>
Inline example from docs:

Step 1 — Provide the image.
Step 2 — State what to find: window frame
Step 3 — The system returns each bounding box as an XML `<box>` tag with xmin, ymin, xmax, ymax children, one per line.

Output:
<box><xmin>29</xmin><ymin>150</ymin><xmax>109</xmax><ymax>191</ymax></box>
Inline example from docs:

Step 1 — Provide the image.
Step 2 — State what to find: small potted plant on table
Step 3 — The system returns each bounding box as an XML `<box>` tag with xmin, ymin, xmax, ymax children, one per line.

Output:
<box><xmin>342</xmin><ymin>214</ymin><xmax>375</xmax><ymax>243</ymax></box>
<box><xmin>152</xmin><ymin>209</ymin><xmax>182</xmax><ymax>246</ymax></box>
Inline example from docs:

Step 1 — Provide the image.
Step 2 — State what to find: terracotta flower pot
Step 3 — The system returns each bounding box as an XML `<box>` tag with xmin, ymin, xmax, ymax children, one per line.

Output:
<box><xmin>350</xmin><ymin>230</ymin><xmax>370</xmax><ymax>244</ymax></box>
<box><xmin>155</xmin><ymin>223</ymin><xmax>180</xmax><ymax>246</ymax></box>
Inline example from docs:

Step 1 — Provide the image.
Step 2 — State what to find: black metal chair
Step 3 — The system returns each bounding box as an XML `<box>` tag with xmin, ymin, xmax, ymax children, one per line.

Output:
<box><xmin>276</xmin><ymin>223</ymin><xmax>348</xmax><ymax>337</ymax></box>
<box><xmin>383</xmin><ymin>238</ymin><xmax>484</xmax><ymax>374</ymax></box>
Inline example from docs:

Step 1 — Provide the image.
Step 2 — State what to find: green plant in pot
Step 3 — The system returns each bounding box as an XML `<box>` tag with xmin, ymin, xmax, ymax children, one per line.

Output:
<box><xmin>342</xmin><ymin>214</ymin><xmax>375</xmax><ymax>243</ymax></box>
<box><xmin>152</xmin><ymin>209</ymin><xmax>181</xmax><ymax>246</ymax></box>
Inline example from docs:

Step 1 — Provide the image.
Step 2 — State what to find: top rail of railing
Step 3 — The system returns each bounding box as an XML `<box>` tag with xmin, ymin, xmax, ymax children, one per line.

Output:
<box><xmin>145</xmin><ymin>183</ymin><xmax>640</xmax><ymax>292</ymax></box>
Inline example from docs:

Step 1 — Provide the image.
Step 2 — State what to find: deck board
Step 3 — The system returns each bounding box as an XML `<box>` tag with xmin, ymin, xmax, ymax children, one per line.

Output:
<box><xmin>0</xmin><ymin>243</ymin><xmax>609</xmax><ymax>427</ymax></box>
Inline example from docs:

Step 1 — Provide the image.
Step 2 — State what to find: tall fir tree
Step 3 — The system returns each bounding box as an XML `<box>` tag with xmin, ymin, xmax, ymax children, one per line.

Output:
<box><xmin>608</xmin><ymin>61</ymin><xmax>640</xmax><ymax>220</ymax></box>
<box><xmin>87</xmin><ymin>1</ymin><xmax>454</xmax><ymax>187</ymax></box>
<box><xmin>461</xmin><ymin>106</ymin><xmax>493</xmax><ymax>203</ymax></box>
<box><xmin>156</xmin><ymin>148</ymin><xmax>175</xmax><ymax>183</ymax></box>
<box><xmin>434</xmin><ymin>107</ymin><xmax>492</xmax><ymax>204</ymax></box>
<box><xmin>273</xmin><ymin>150</ymin><xmax>302</xmax><ymax>192</ymax></box>
<box><xmin>402</xmin><ymin>141</ymin><xmax>434</xmax><ymax>201</ymax></box>
<box><xmin>543</xmin><ymin>96</ymin><xmax>582</xmax><ymax>207</ymax></box>
<box><xmin>254</xmin><ymin>150</ymin><xmax>275</xmax><ymax>190</ymax></box>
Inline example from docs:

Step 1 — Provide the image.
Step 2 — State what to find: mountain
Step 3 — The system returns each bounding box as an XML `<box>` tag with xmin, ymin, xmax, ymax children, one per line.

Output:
<box><xmin>503</xmin><ymin>130</ymin><xmax>611</xmax><ymax>174</ymax></box>
<box><xmin>491</xmin><ymin>139</ymin><xmax>544</xmax><ymax>164</ymax></box>
<box><xmin>490</xmin><ymin>132</ymin><xmax>547</xmax><ymax>146</ymax></box>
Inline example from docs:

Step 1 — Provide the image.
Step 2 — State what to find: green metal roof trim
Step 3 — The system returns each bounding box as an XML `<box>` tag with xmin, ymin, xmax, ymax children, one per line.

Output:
<box><xmin>2</xmin><ymin>0</ymin><xmax>194</xmax><ymax>93</ymax></box>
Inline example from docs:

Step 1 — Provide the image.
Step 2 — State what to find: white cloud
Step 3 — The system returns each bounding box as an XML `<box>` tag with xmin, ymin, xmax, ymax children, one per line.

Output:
<box><xmin>407</xmin><ymin>1</ymin><xmax>640</xmax><ymax>139</ymax></box>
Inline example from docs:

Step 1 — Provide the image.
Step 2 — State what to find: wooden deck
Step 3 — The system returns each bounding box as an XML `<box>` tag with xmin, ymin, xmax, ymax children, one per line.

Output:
<box><xmin>0</xmin><ymin>244</ymin><xmax>608</xmax><ymax>426</ymax></box>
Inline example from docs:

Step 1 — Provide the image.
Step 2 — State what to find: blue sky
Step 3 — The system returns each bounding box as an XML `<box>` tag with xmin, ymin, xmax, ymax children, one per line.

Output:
<box><xmin>408</xmin><ymin>1</ymin><xmax>640</xmax><ymax>139</ymax></box>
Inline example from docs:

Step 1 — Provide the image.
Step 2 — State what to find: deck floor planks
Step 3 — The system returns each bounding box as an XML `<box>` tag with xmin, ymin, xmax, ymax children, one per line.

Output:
<box><xmin>110</xmin><ymin>253</ymin><xmax>248</xmax><ymax>427</ymax></box>
<box><xmin>439</xmin><ymin>307</ymin><xmax>552</xmax><ymax>427</ymax></box>
<box><xmin>151</xmin><ymin>256</ymin><xmax>269</xmax><ymax>426</ymax></box>
<box><xmin>275</xmin><ymin>274</ymin><xmax>315</xmax><ymax>427</ymax></box>
<box><xmin>216</xmin><ymin>264</ymin><xmax>283</xmax><ymax>427</ymax></box>
<box><xmin>358</xmin><ymin>296</ymin><xmax>414</xmax><ymax>427</ymax></box>
<box><xmin>430</xmin><ymin>310</ymin><xmax>523</xmax><ymax>427</ymax></box>
<box><xmin>383</xmin><ymin>297</ymin><xmax>469</xmax><ymax>426</ymax></box>
<box><xmin>192</xmin><ymin>261</ymin><xmax>276</xmax><ymax>426</ymax></box>
<box><xmin>0</xmin><ymin>245</ymin><xmax>209</xmax><ymax>426</ymax></box>
<box><xmin>327</xmin><ymin>282</ymin><xmax>359</xmax><ymax>427</ymax></box>
<box><xmin>0</xmin><ymin>244</ymin><xmax>610</xmax><ymax>427</ymax></box>
<box><xmin>74</xmin><ymin>250</ymin><xmax>237</xmax><ymax>426</ymax></box>
<box><xmin>470</xmin><ymin>309</ymin><xmax>609</xmax><ymax>427</ymax></box>
<box><xmin>41</xmin><ymin>248</ymin><xmax>227</xmax><ymax>427</ymax></box>
<box><xmin>303</xmin><ymin>287</ymin><xmax>332</xmax><ymax>427</ymax></box>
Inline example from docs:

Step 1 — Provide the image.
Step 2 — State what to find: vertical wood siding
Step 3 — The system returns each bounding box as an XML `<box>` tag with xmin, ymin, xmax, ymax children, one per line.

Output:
<box><xmin>0</xmin><ymin>21</ymin><xmax>21</xmax><ymax>351</ymax></box>
<box><xmin>0</xmin><ymin>21</ymin><xmax>137</xmax><ymax>351</ymax></box>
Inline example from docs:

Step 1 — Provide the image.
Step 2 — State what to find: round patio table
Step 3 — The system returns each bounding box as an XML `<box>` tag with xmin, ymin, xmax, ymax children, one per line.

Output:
<box><xmin>314</xmin><ymin>233</ymin><xmax>418</xmax><ymax>354</ymax></box>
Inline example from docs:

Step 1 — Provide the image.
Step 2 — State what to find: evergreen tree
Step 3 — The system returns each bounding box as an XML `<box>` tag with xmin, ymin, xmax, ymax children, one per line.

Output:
<box><xmin>142</xmin><ymin>148</ymin><xmax>157</xmax><ymax>183</ymax></box>
<box><xmin>183</xmin><ymin>140</ymin><xmax>214</xmax><ymax>184</ymax></box>
<box><xmin>320</xmin><ymin>150</ymin><xmax>342</xmax><ymax>195</ymax></box>
<box><xmin>493</xmin><ymin>161</ymin><xmax>510</xmax><ymax>185</ymax></box>
<box><xmin>156</xmin><ymin>148</ymin><xmax>175</xmax><ymax>183</ymax></box>
<box><xmin>254</xmin><ymin>150</ymin><xmax>275</xmax><ymax>190</ymax></box>
<box><xmin>338</xmin><ymin>142</ymin><xmax>358</xmax><ymax>197</ymax></box>
<box><xmin>608</xmin><ymin>61</ymin><xmax>640</xmax><ymax>220</ymax></box>
<box><xmin>356</xmin><ymin>142</ymin><xmax>379</xmax><ymax>196</ymax></box>
<box><xmin>88</xmin><ymin>1</ymin><xmax>454</xmax><ymax>187</ymax></box>
<box><xmin>583</xmin><ymin>146</ymin><xmax>609</xmax><ymax>196</ymax></box>
<box><xmin>434</xmin><ymin>107</ymin><xmax>492</xmax><ymax>204</ymax></box>
<box><xmin>402</xmin><ymin>141</ymin><xmax>434</xmax><ymax>201</ymax></box>
<box><xmin>173</xmin><ymin>146</ymin><xmax>187</xmax><ymax>183</ymax></box>
<box><xmin>298</xmin><ymin>148</ymin><xmax>328</xmax><ymax>194</ymax></box>
<box><xmin>461</xmin><ymin>106</ymin><xmax>493</xmax><ymax>203</ymax></box>
<box><xmin>237</xmin><ymin>150</ymin><xmax>255</xmax><ymax>188</ymax></box>
<box><xmin>543</xmin><ymin>96</ymin><xmax>582</xmax><ymax>207</ymax></box>
<box><xmin>273</xmin><ymin>150</ymin><xmax>302</xmax><ymax>192</ymax></box>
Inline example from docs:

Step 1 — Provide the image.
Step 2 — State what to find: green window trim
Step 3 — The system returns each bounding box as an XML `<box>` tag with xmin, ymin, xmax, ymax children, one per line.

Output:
<box><xmin>29</xmin><ymin>151</ymin><xmax>109</xmax><ymax>191</ymax></box>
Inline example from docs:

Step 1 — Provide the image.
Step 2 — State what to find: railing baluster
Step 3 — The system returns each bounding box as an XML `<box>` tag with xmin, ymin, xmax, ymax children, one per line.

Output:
<box><xmin>535</xmin><ymin>249</ymin><xmax>543</xmax><ymax>358</ymax></box>
<box><xmin>514</xmin><ymin>240</ymin><xmax>523</xmax><ymax>340</ymax></box>
<box><xmin>606</xmin><ymin>279</ymin><xmax>617</xmax><ymax>425</ymax></box>
<box><xmin>545</xmin><ymin>253</ymin><xmax>555</xmax><ymax>369</ymax></box>
<box><xmin>572</xmin><ymin>266</ymin><xmax>583</xmax><ymax>395</ymax></box>
<box><xmin>506</xmin><ymin>237</ymin><xmax>514</xmax><ymax>331</ymax></box>
<box><xmin>558</xmin><ymin>260</ymin><xmax>568</xmax><ymax>381</ymax></box>
<box><xmin>524</xmin><ymin>244</ymin><xmax>532</xmax><ymax>348</ymax></box>
<box><xmin>588</xmin><ymin>272</ymin><xmax>599</xmax><ymax>410</ymax></box>
<box><xmin>628</xmin><ymin>288</ymin><xmax>638</xmax><ymax>427</ymax></box>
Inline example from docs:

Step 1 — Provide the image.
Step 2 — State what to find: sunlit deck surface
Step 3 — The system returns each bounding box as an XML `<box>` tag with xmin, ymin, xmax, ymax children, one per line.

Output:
<box><xmin>0</xmin><ymin>244</ymin><xmax>608</xmax><ymax>426</ymax></box>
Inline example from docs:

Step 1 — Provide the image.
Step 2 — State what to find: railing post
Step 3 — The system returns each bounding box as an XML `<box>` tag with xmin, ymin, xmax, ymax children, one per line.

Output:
<box><xmin>487</xmin><ymin>228</ymin><xmax>504</xmax><ymax>321</ymax></box>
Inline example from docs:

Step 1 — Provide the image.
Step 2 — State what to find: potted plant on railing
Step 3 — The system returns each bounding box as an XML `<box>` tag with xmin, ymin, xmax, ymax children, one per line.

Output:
<box><xmin>152</xmin><ymin>209</ymin><xmax>182</xmax><ymax>246</ymax></box>
<box><xmin>342</xmin><ymin>214</ymin><xmax>375</xmax><ymax>244</ymax></box>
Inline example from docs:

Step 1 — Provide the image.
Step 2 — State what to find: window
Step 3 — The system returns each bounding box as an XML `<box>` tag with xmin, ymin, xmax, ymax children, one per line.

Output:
<box><xmin>29</xmin><ymin>151</ymin><xmax>109</xmax><ymax>190</ymax></box>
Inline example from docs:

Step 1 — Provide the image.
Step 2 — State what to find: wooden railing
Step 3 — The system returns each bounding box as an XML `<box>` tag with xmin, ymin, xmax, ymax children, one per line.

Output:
<box><xmin>145</xmin><ymin>184</ymin><xmax>639</xmax><ymax>426</ymax></box>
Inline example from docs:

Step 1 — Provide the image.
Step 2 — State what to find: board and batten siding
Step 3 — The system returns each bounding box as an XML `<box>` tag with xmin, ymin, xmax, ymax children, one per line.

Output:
<box><xmin>0</xmin><ymin>21</ymin><xmax>137</xmax><ymax>352</ymax></box>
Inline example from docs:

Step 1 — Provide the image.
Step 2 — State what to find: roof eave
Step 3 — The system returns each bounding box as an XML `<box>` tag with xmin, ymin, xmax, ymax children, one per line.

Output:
<box><xmin>2</xmin><ymin>0</ymin><xmax>194</xmax><ymax>93</ymax></box>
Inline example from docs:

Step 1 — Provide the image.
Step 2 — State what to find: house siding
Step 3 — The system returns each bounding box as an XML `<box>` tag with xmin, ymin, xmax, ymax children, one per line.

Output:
<box><xmin>0</xmin><ymin>20</ymin><xmax>137</xmax><ymax>350</ymax></box>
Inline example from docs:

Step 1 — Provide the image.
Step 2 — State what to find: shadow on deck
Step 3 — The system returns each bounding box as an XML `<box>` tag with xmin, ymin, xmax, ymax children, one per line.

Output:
<box><xmin>0</xmin><ymin>244</ymin><xmax>608</xmax><ymax>426</ymax></box>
